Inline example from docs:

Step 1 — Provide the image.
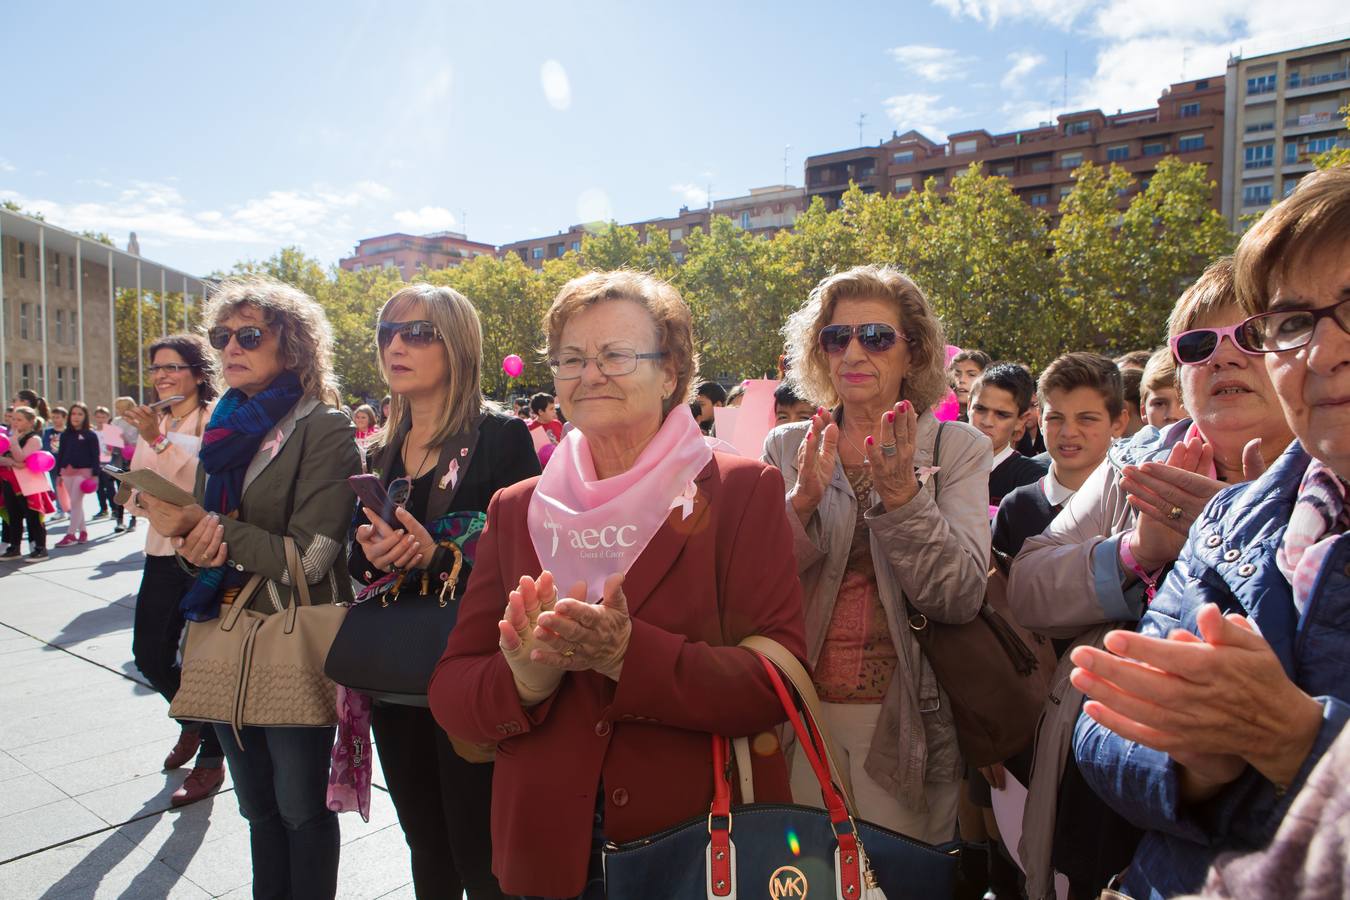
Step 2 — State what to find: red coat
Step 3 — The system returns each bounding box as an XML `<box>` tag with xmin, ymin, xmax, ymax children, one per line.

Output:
<box><xmin>430</xmin><ymin>452</ymin><xmax>808</xmax><ymax>897</ymax></box>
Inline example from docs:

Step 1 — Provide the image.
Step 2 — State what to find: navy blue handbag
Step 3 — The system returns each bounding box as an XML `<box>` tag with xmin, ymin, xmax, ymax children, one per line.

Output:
<box><xmin>603</xmin><ymin>646</ymin><xmax>963</xmax><ymax>899</ymax></box>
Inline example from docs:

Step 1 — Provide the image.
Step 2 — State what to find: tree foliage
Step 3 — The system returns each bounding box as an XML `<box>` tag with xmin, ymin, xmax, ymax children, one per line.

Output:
<box><xmin>1313</xmin><ymin>105</ymin><xmax>1350</xmax><ymax>169</ymax></box>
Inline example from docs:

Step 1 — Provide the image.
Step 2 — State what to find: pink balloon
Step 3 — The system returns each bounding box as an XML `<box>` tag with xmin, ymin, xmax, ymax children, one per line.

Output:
<box><xmin>944</xmin><ymin>344</ymin><xmax>963</xmax><ymax>365</ymax></box>
<box><xmin>0</xmin><ymin>433</ymin><xmax>9</xmax><ymax>454</ymax></box>
<box><xmin>25</xmin><ymin>450</ymin><xmax>55</xmax><ymax>473</ymax></box>
<box><xmin>79</xmin><ymin>477</ymin><xmax>99</xmax><ymax>494</ymax></box>
<box><xmin>502</xmin><ymin>354</ymin><xmax>525</xmax><ymax>379</ymax></box>
<box><xmin>933</xmin><ymin>392</ymin><xmax>961</xmax><ymax>422</ymax></box>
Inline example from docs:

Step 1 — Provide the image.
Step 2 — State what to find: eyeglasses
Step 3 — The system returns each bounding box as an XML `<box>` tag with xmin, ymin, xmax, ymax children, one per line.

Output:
<box><xmin>1168</xmin><ymin>323</ymin><xmax>1263</xmax><ymax>366</ymax></box>
<box><xmin>818</xmin><ymin>323</ymin><xmax>909</xmax><ymax>355</ymax></box>
<box><xmin>148</xmin><ymin>364</ymin><xmax>193</xmax><ymax>375</ymax></box>
<box><xmin>549</xmin><ymin>349</ymin><xmax>666</xmax><ymax>380</ymax></box>
<box><xmin>378</xmin><ymin>319</ymin><xmax>443</xmax><ymax>349</ymax></box>
<box><xmin>208</xmin><ymin>326</ymin><xmax>267</xmax><ymax>351</ymax></box>
<box><xmin>1238</xmin><ymin>296</ymin><xmax>1350</xmax><ymax>353</ymax></box>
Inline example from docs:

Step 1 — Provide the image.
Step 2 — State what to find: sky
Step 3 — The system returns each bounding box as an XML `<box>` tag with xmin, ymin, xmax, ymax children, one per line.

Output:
<box><xmin>3</xmin><ymin>0</ymin><xmax>1348</xmax><ymax>276</ymax></box>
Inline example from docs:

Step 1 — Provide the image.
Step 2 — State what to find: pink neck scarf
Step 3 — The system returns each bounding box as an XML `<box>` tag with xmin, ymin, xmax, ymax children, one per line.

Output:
<box><xmin>528</xmin><ymin>405</ymin><xmax>712</xmax><ymax>600</ymax></box>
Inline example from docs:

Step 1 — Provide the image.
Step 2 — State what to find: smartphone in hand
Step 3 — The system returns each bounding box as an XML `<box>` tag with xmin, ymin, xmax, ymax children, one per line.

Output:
<box><xmin>348</xmin><ymin>475</ymin><xmax>411</xmax><ymax>529</ymax></box>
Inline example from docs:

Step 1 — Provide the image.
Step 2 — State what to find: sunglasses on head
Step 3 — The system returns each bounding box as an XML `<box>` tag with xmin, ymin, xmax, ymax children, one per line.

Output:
<box><xmin>1168</xmin><ymin>323</ymin><xmax>1262</xmax><ymax>366</ymax></box>
<box><xmin>378</xmin><ymin>320</ymin><xmax>443</xmax><ymax>349</ymax></box>
<box><xmin>208</xmin><ymin>325</ymin><xmax>267</xmax><ymax>351</ymax></box>
<box><xmin>818</xmin><ymin>323</ymin><xmax>909</xmax><ymax>355</ymax></box>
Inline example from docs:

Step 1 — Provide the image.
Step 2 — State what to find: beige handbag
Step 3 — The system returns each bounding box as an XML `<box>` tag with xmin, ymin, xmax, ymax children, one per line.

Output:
<box><xmin>170</xmin><ymin>537</ymin><xmax>347</xmax><ymax>746</ymax></box>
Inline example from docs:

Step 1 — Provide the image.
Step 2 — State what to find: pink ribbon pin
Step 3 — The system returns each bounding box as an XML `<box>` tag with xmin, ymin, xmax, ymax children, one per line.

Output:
<box><xmin>439</xmin><ymin>459</ymin><xmax>460</xmax><ymax>491</ymax></box>
<box><xmin>669</xmin><ymin>480</ymin><xmax>698</xmax><ymax>520</ymax></box>
<box><xmin>262</xmin><ymin>428</ymin><xmax>285</xmax><ymax>460</ymax></box>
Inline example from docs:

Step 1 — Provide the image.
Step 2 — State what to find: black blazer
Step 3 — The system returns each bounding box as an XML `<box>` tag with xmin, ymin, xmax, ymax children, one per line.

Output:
<box><xmin>348</xmin><ymin>410</ymin><xmax>540</xmax><ymax>596</ymax></box>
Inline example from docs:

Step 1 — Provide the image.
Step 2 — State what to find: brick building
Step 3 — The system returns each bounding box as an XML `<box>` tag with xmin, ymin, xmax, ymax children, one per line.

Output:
<box><xmin>1222</xmin><ymin>36</ymin><xmax>1350</xmax><ymax>227</ymax></box>
<box><xmin>806</xmin><ymin>77</ymin><xmax>1225</xmax><ymax>216</ymax></box>
<box><xmin>338</xmin><ymin>231</ymin><xmax>497</xmax><ymax>280</ymax></box>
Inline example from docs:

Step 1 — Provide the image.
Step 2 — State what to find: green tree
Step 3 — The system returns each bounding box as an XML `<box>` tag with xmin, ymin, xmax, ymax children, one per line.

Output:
<box><xmin>1313</xmin><ymin>105</ymin><xmax>1350</xmax><ymax>169</ymax></box>
<box><xmin>1052</xmin><ymin>162</ymin><xmax>1135</xmax><ymax>353</ymax></box>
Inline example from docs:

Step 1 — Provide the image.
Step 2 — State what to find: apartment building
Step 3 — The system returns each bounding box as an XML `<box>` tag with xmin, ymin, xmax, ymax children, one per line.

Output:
<box><xmin>0</xmin><ymin>208</ymin><xmax>209</xmax><ymax>408</ymax></box>
<box><xmin>338</xmin><ymin>231</ymin><xmax>497</xmax><ymax>280</ymax></box>
<box><xmin>806</xmin><ymin>77</ymin><xmax>1225</xmax><ymax>216</ymax></box>
<box><xmin>710</xmin><ymin>185</ymin><xmax>806</xmax><ymax>237</ymax></box>
<box><xmin>1222</xmin><ymin>36</ymin><xmax>1350</xmax><ymax>226</ymax></box>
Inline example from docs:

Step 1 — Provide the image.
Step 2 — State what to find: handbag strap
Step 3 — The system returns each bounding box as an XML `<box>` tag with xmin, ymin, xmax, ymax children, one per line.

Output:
<box><xmin>284</xmin><ymin>536</ymin><xmax>312</xmax><ymax>607</ymax></box>
<box><xmin>739</xmin><ymin>635</ymin><xmax>857</xmax><ymax>810</ymax></box>
<box><xmin>905</xmin><ymin>422</ymin><xmax>949</xmax><ymax>632</ymax></box>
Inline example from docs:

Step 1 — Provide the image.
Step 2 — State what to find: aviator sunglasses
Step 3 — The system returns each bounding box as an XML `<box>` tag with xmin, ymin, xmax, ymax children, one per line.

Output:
<box><xmin>818</xmin><ymin>323</ymin><xmax>910</xmax><ymax>355</ymax></box>
<box><xmin>208</xmin><ymin>325</ymin><xmax>267</xmax><ymax>351</ymax></box>
<box><xmin>1168</xmin><ymin>323</ymin><xmax>1262</xmax><ymax>366</ymax></box>
<box><xmin>378</xmin><ymin>319</ymin><xmax>443</xmax><ymax>349</ymax></box>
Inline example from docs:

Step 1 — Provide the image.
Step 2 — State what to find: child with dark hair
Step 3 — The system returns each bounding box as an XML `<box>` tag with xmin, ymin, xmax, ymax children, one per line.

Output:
<box><xmin>970</xmin><ymin>362</ymin><xmax>1048</xmax><ymax>506</ymax></box>
<box><xmin>772</xmin><ymin>382</ymin><xmax>815</xmax><ymax>425</ymax></box>
<box><xmin>949</xmin><ymin>349</ymin><xmax>991</xmax><ymax>421</ymax></box>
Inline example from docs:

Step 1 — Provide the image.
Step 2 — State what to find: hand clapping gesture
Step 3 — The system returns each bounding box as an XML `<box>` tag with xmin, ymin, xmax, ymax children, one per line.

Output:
<box><xmin>789</xmin><ymin>407</ymin><xmax>838</xmax><ymax>525</ymax></box>
<box><xmin>864</xmin><ymin>400</ymin><xmax>920</xmax><ymax>511</ymax></box>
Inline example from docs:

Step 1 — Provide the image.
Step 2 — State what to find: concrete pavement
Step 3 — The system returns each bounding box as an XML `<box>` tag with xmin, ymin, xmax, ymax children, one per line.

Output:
<box><xmin>0</xmin><ymin>515</ymin><xmax>416</xmax><ymax>899</ymax></box>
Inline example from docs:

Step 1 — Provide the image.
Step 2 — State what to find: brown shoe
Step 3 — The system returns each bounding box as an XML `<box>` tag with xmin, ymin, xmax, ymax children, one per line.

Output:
<box><xmin>171</xmin><ymin>765</ymin><xmax>225</xmax><ymax>807</ymax></box>
<box><xmin>163</xmin><ymin>728</ymin><xmax>202</xmax><ymax>771</ymax></box>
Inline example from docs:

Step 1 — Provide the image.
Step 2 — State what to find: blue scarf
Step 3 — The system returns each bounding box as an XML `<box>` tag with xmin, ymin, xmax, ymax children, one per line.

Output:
<box><xmin>180</xmin><ymin>371</ymin><xmax>305</xmax><ymax>621</ymax></box>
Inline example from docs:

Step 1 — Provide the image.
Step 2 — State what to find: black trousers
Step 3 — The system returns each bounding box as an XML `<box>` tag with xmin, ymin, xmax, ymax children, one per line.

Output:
<box><xmin>371</xmin><ymin>701</ymin><xmax>503</xmax><ymax>900</ymax></box>
<box><xmin>132</xmin><ymin>554</ymin><xmax>223</xmax><ymax>764</ymax></box>
<box><xmin>96</xmin><ymin>469</ymin><xmax>123</xmax><ymax>519</ymax></box>
<box><xmin>2</xmin><ymin>480</ymin><xmax>45</xmax><ymax>551</ymax></box>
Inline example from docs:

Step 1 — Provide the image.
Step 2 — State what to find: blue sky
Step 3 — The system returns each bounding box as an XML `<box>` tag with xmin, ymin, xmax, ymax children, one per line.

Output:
<box><xmin>3</xmin><ymin>0</ymin><xmax>1347</xmax><ymax>275</ymax></box>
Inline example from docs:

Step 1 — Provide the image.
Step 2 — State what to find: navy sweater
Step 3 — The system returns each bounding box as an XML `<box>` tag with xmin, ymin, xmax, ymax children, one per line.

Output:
<box><xmin>54</xmin><ymin>428</ymin><xmax>100</xmax><ymax>471</ymax></box>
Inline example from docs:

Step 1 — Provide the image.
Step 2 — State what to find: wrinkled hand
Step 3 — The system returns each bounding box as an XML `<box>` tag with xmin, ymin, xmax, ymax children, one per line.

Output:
<box><xmin>172</xmin><ymin>511</ymin><xmax>228</xmax><ymax>568</ymax></box>
<box><xmin>789</xmin><ymin>408</ymin><xmax>838</xmax><ymax>525</ymax></box>
<box><xmin>1070</xmin><ymin>603</ymin><xmax>1324</xmax><ymax>792</ymax></box>
<box><xmin>138</xmin><ymin>493</ymin><xmax>207</xmax><ymax>539</ymax></box>
<box><xmin>866</xmin><ymin>400</ymin><xmax>919</xmax><ymax>511</ymax></box>
<box><xmin>497</xmin><ymin>572</ymin><xmax>569</xmax><ymax>704</ymax></box>
<box><xmin>1120</xmin><ymin>437</ymin><xmax>1213</xmax><ymax>570</ymax></box>
<box><xmin>534</xmin><ymin>573</ymin><xmax>632</xmax><ymax>681</ymax></box>
<box><xmin>354</xmin><ymin>506</ymin><xmax>433</xmax><ymax>572</ymax></box>
<box><xmin>122</xmin><ymin>405</ymin><xmax>162</xmax><ymax>444</ymax></box>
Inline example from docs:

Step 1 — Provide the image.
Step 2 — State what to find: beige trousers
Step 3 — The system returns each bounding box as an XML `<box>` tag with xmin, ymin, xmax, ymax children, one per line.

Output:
<box><xmin>789</xmin><ymin>701</ymin><xmax>959</xmax><ymax>845</ymax></box>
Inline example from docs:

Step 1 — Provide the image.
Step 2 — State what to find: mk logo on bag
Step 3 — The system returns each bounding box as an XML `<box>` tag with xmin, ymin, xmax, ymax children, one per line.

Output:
<box><xmin>768</xmin><ymin>865</ymin><xmax>809</xmax><ymax>899</ymax></box>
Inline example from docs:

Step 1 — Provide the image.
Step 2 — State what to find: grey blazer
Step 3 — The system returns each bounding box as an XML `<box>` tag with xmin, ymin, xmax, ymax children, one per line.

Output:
<box><xmin>194</xmin><ymin>398</ymin><xmax>361</xmax><ymax>612</ymax></box>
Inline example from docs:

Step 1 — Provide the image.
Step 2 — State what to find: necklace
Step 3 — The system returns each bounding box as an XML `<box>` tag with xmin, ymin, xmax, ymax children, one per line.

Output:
<box><xmin>839</xmin><ymin>428</ymin><xmax>870</xmax><ymax>465</ymax></box>
<box><xmin>402</xmin><ymin>432</ymin><xmax>436</xmax><ymax>480</ymax></box>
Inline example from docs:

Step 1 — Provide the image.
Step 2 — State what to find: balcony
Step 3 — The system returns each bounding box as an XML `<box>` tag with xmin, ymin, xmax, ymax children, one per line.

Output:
<box><xmin>1283</xmin><ymin>111</ymin><xmax>1342</xmax><ymax>136</ymax></box>
<box><xmin>1286</xmin><ymin>69</ymin><xmax>1349</xmax><ymax>97</ymax></box>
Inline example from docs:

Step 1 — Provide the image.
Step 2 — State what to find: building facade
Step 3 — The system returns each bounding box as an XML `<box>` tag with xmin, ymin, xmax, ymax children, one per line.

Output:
<box><xmin>710</xmin><ymin>185</ymin><xmax>806</xmax><ymax>238</ymax></box>
<box><xmin>1222</xmin><ymin>37</ymin><xmax>1350</xmax><ymax>226</ymax></box>
<box><xmin>338</xmin><ymin>231</ymin><xmax>497</xmax><ymax>280</ymax></box>
<box><xmin>1</xmin><ymin>209</ymin><xmax>208</xmax><ymax>411</ymax></box>
<box><xmin>806</xmin><ymin>77</ymin><xmax>1225</xmax><ymax>216</ymax></box>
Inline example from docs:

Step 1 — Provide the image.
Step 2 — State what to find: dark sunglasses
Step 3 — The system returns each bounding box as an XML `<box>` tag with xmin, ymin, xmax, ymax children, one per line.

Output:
<box><xmin>208</xmin><ymin>325</ymin><xmax>267</xmax><ymax>351</ymax></box>
<box><xmin>378</xmin><ymin>320</ymin><xmax>443</xmax><ymax>349</ymax></box>
<box><xmin>818</xmin><ymin>323</ymin><xmax>909</xmax><ymax>355</ymax></box>
<box><xmin>1168</xmin><ymin>323</ymin><xmax>1262</xmax><ymax>366</ymax></box>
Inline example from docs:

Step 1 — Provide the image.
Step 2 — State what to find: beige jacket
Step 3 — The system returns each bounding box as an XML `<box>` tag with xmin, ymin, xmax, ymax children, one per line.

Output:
<box><xmin>129</xmin><ymin>405</ymin><xmax>211</xmax><ymax>557</ymax></box>
<box><xmin>763</xmin><ymin>413</ymin><xmax>991</xmax><ymax>813</ymax></box>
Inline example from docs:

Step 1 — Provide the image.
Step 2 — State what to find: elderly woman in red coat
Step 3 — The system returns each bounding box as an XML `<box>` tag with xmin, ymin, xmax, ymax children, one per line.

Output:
<box><xmin>430</xmin><ymin>270</ymin><xmax>807</xmax><ymax>899</ymax></box>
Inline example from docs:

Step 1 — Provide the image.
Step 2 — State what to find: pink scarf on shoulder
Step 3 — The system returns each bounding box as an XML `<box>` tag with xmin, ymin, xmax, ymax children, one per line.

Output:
<box><xmin>527</xmin><ymin>405</ymin><xmax>712</xmax><ymax>600</ymax></box>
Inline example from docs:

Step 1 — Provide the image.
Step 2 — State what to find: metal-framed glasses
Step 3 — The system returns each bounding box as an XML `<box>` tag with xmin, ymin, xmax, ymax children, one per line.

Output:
<box><xmin>378</xmin><ymin>319</ymin><xmax>443</xmax><ymax>349</ymax></box>
<box><xmin>548</xmin><ymin>349</ymin><xmax>667</xmax><ymax>380</ymax></box>
<box><xmin>148</xmin><ymin>364</ymin><xmax>193</xmax><ymax>375</ymax></box>
<box><xmin>818</xmin><ymin>323</ymin><xmax>910</xmax><ymax>355</ymax></box>
<box><xmin>208</xmin><ymin>326</ymin><xmax>267</xmax><ymax>351</ymax></box>
<box><xmin>1238</xmin><ymin>296</ymin><xmax>1350</xmax><ymax>353</ymax></box>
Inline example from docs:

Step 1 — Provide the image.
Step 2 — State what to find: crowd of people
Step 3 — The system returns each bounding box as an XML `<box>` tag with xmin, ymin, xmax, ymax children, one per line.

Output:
<box><xmin>1</xmin><ymin>164</ymin><xmax>1347</xmax><ymax>900</ymax></box>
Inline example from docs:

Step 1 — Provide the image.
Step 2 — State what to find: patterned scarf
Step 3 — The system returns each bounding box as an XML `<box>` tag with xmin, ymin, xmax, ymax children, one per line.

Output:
<box><xmin>180</xmin><ymin>371</ymin><xmax>305</xmax><ymax>621</ymax></box>
<box><xmin>1276</xmin><ymin>458</ymin><xmax>1350</xmax><ymax>617</ymax></box>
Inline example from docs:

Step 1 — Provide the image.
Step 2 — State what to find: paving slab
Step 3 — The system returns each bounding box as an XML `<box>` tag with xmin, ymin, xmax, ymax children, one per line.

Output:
<box><xmin>0</xmin><ymin>829</ymin><xmax>210</xmax><ymax>899</ymax></box>
<box><xmin>0</xmin><ymin>798</ymin><xmax>109</xmax><ymax>862</ymax></box>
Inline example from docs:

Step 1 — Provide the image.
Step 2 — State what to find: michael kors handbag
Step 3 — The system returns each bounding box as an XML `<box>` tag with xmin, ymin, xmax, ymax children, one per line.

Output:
<box><xmin>169</xmin><ymin>537</ymin><xmax>346</xmax><ymax>745</ymax></box>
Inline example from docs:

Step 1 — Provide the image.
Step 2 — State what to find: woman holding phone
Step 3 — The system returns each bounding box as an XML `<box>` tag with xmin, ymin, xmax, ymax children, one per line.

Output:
<box><xmin>348</xmin><ymin>283</ymin><xmax>538</xmax><ymax>900</ymax></box>
<box><xmin>124</xmin><ymin>334</ymin><xmax>225</xmax><ymax>806</ymax></box>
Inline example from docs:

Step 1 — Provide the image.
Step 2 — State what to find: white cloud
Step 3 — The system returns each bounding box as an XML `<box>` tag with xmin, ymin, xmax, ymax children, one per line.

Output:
<box><xmin>540</xmin><ymin>60</ymin><xmax>572</xmax><ymax>111</ymax></box>
<box><xmin>889</xmin><ymin>45</ymin><xmax>977</xmax><ymax>82</ymax></box>
<box><xmin>670</xmin><ymin>183</ymin><xmax>709</xmax><ymax>206</ymax></box>
<box><xmin>883</xmin><ymin>93</ymin><xmax>962</xmax><ymax>138</ymax></box>
<box><xmin>0</xmin><ymin>158</ymin><xmax>15</xmax><ymax>173</ymax></box>
<box><xmin>1002</xmin><ymin>51</ymin><xmax>1046</xmax><ymax>90</ymax></box>
<box><xmin>393</xmin><ymin>206</ymin><xmax>459</xmax><ymax>232</ymax></box>
<box><xmin>932</xmin><ymin>0</ymin><xmax>1095</xmax><ymax>28</ymax></box>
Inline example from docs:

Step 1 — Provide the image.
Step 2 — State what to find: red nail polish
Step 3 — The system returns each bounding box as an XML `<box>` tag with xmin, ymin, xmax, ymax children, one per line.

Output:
<box><xmin>865</xmin><ymin>435</ymin><xmax>874</xmax><ymax>446</ymax></box>
<box><xmin>886</xmin><ymin>412</ymin><xmax>895</xmax><ymax>422</ymax></box>
<box><xmin>901</xmin><ymin>400</ymin><xmax>911</xmax><ymax>412</ymax></box>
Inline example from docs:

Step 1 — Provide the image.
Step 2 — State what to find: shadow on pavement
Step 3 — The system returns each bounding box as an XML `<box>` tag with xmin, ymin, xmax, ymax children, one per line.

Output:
<box><xmin>45</xmin><ymin>604</ymin><xmax>136</xmax><ymax>650</ymax></box>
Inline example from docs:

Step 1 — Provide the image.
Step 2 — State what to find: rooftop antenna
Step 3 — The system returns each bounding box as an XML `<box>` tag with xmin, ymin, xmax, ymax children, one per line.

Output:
<box><xmin>783</xmin><ymin>144</ymin><xmax>791</xmax><ymax>185</ymax></box>
<box><xmin>1062</xmin><ymin>49</ymin><xmax>1069</xmax><ymax>112</ymax></box>
<box><xmin>460</xmin><ymin>209</ymin><xmax>468</xmax><ymax>234</ymax></box>
<box><xmin>858</xmin><ymin>112</ymin><xmax>867</xmax><ymax>145</ymax></box>
<box><xmin>1181</xmin><ymin>46</ymin><xmax>1190</xmax><ymax>79</ymax></box>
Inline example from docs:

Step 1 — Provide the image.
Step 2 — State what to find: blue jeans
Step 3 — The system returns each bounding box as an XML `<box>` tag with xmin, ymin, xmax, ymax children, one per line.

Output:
<box><xmin>216</xmin><ymin>724</ymin><xmax>339</xmax><ymax>900</ymax></box>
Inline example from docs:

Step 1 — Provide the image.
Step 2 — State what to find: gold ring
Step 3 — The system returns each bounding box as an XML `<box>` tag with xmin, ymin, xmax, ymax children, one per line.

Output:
<box><xmin>1167</xmin><ymin>506</ymin><xmax>1184</xmax><ymax>520</ymax></box>
<box><xmin>562</xmin><ymin>645</ymin><xmax>576</xmax><ymax>658</ymax></box>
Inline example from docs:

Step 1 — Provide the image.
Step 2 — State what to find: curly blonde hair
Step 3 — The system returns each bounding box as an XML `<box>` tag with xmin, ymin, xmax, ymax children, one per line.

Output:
<box><xmin>783</xmin><ymin>265</ymin><xmax>949</xmax><ymax>412</ymax></box>
<box><xmin>202</xmin><ymin>275</ymin><xmax>340</xmax><ymax>405</ymax></box>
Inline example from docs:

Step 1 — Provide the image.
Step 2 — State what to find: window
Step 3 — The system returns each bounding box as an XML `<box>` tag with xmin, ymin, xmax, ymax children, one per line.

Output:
<box><xmin>1245</xmin><ymin>119</ymin><xmax>1275</xmax><ymax>133</ymax></box>
<box><xmin>855</xmin><ymin>161</ymin><xmax>875</xmax><ymax>177</ymax></box>
<box><xmin>569</xmin><ymin>241</ymin><xmax>580</xmax><ymax>252</ymax></box>
<box><xmin>555</xmin><ymin>244</ymin><xmax>566</xmax><ymax>258</ymax></box>
<box><xmin>1029</xmin><ymin>192</ymin><xmax>1049</xmax><ymax>207</ymax></box>
<box><xmin>1243</xmin><ymin>183</ymin><xmax>1273</xmax><ymax>206</ymax></box>
<box><xmin>1058</xmin><ymin>185</ymin><xmax>1074</xmax><ymax>200</ymax></box>
<box><xmin>16</xmin><ymin>241</ymin><xmax>25</xmax><ymax>279</ymax></box>
<box><xmin>1247</xmin><ymin>73</ymin><xmax>1276</xmax><ymax>95</ymax></box>
<box><xmin>68</xmin><ymin>255</ymin><xmax>75</xmax><ymax>287</ymax></box>
<box><xmin>52</xmin><ymin>252</ymin><xmax>61</xmax><ymax>287</ymax></box>
<box><xmin>531</xmin><ymin>247</ymin><xmax>543</xmax><ymax>260</ymax></box>
<box><xmin>1286</xmin><ymin>141</ymin><xmax>1299</xmax><ymax>164</ymax></box>
<box><xmin>1106</xmin><ymin>144</ymin><xmax>1129</xmax><ymax>162</ymax></box>
<box><xmin>1065</xmin><ymin>120</ymin><xmax>1092</xmax><ymax>135</ymax></box>
<box><xmin>1244</xmin><ymin>143</ymin><xmax>1273</xmax><ymax>168</ymax></box>
<box><xmin>1178</xmin><ymin>134</ymin><xmax>1205</xmax><ymax>153</ymax></box>
<box><xmin>36</xmin><ymin>306</ymin><xmax>42</xmax><ymax>339</ymax></box>
<box><xmin>1180</xmin><ymin>102</ymin><xmax>1200</xmax><ymax>118</ymax></box>
<box><xmin>1195</xmin><ymin>80</ymin><xmax>1210</xmax><ymax>90</ymax></box>
<box><xmin>892</xmin><ymin>150</ymin><xmax>914</xmax><ymax>164</ymax></box>
<box><xmin>1060</xmin><ymin>152</ymin><xmax>1083</xmax><ymax>170</ymax></box>
<box><xmin>56</xmin><ymin>367</ymin><xmax>66</xmax><ymax>402</ymax></box>
<box><xmin>72</xmin><ymin>367</ymin><xmax>79</xmax><ymax>395</ymax></box>
<box><xmin>71</xmin><ymin>311</ymin><xmax>78</xmax><ymax>341</ymax></box>
<box><xmin>670</xmin><ymin>228</ymin><xmax>683</xmax><ymax>241</ymax></box>
<box><xmin>382</xmin><ymin>259</ymin><xmax>396</xmax><ymax>268</ymax></box>
<box><xmin>21</xmin><ymin>364</ymin><xmax>32</xmax><ymax>391</ymax></box>
<box><xmin>992</xmin><ymin>164</ymin><xmax>1014</xmax><ymax>177</ymax></box>
<box><xmin>1283</xmin><ymin>177</ymin><xmax>1301</xmax><ymax>198</ymax></box>
<box><xmin>739</xmin><ymin>211</ymin><xmax>751</xmax><ymax>229</ymax></box>
<box><xmin>1142</xmin><ymin>142</ymin><xmax>1167</xmax><ymax>157</ymax></box>
<box><xmin>673</xmin><ymin>251</ymin><xmax>685</xmax><ymax>263</ymax></box>
<box><xmin>953</xmin><ymin>139</ymin><xmax>977</xmax><ymax>154</ymax></box>
<box><xmin>55</xmin><ymin>309</ymin><xmax>64</xmax><ymax>344</ymax></box>
<box><xmin>20</xmin><ymin>303</ymin><xmax>29</xmax><ymax>340</ymax></box>
<box><xmin>1029</xmin><ymin>158</ymin><xmax>1051</xmax><ymax>173</ymax></box>
<box><xmin>926</xmin><ymin>173</ymin><xmax>946</xmax><ymax>188</ymax></box>
<box><xmin>1304</xmin><ymin>136</ymin><xmax>1345</xmax><ymax>155</ymax></box>
<box><xmin>894</xmin><ymin>176</ymin><xmax>913</xmax><ymax>194</ymax></box>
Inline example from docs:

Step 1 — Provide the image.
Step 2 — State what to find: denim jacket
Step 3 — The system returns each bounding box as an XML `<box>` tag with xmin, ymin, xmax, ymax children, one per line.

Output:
<box><xmin>1074</xmin><ymin>441</ymin><xmax>1350</xmax><ymax>899</ymax></box>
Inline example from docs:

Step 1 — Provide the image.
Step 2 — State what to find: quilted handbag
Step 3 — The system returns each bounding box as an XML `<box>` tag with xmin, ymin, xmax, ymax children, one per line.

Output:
<box><xmin>169</xmin><ymin>537</ymin><xmax>346</xmax><ymax>745</ymax></box>
<box><xmin>603</xmin><ymin>637</ymin><xmax>963</xmax><ymax>900</ymax></box>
